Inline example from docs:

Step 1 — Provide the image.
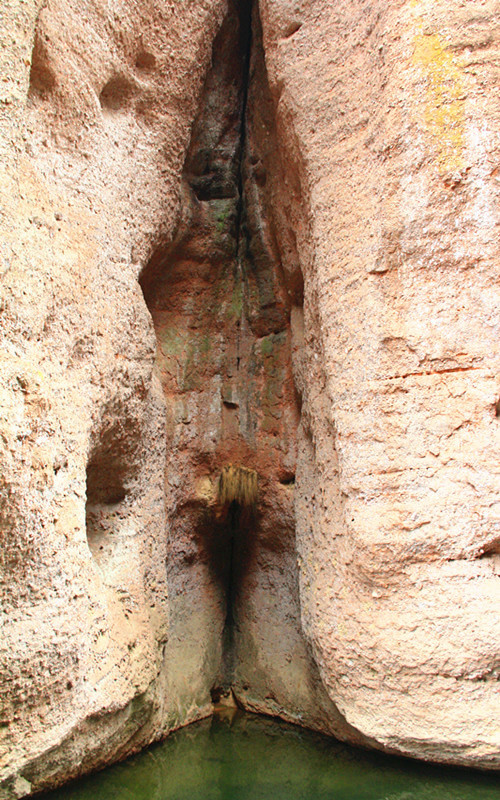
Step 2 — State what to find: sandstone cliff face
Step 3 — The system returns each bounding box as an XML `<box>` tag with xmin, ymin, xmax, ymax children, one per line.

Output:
<box><xmin>0</xmin><ymin>0</ymin><xmax>499</xmax><ymax>796</ymax></box>
<box><xmin>257</xmin><ymin>0</ymin><xmax>500</xmax><ymax>766</ymax></box>
<box><xmin>0</xmin><ymin>1</ymin><xmax>228</xmax><ymax>795</ymax></box>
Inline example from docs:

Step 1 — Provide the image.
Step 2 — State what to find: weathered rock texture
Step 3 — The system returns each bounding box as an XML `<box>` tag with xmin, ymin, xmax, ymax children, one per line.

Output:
<box><xmin>0</xmin><ymin>0</ymin><xmax>499</xmax><ymax>795</ymax></box>
<box><xmin>0</xmin><ymin>1</ymin><xmax>228</xmax><ymax>796</ymax></box>
<box><xmin>257</xmin><ymin>0</ymin><xmax>500</xmax><ymax>768</ymax></box>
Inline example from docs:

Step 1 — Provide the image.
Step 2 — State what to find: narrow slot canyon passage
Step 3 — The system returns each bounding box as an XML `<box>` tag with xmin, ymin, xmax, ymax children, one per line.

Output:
<box><xmin>3</xmin><ymin>0</ymin><xmax>500</xmax><ymax>792</ymax></box>
<box><xmin>4</xmin><ymin>0</ymin><xmax>500</xmax><ymax>791</ymax></box>
<box><xmin>139</xmin><ymin>0</ymin><xmax>325</xmax><ymax>727</ymax></box>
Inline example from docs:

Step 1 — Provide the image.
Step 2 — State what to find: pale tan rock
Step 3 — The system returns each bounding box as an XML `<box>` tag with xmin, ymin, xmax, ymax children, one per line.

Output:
<box><xmin>0</xmin><ymin>0</ymin><xmax>499</xmax><ymax>795</ymax></box>
<box><xmin>0</xmin><ymin>0</ymin><xmax>227</xmax><ymax>795</ymax></box>
<box><xmin>258</xmin><ymin>0</ymin><xmax>500</xmax><ymax>769</ymax></box>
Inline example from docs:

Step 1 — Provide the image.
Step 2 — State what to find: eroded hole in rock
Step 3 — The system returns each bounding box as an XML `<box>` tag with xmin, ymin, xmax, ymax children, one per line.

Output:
<box><xmin>85</xmin><ymin>427</ymin><xmax>131</xmax><ymax>568</ymax></box>
<box><xmin>99</xmin><ymin>75</ymin><xmax>136</xmax><ymax>112</ymax></box>
<box><xmin>86</xmin><ymin>453</ymin><xmax>127</xmax><ymax>507</ymax></box>
<box><xmin>139</xmin><ymin>0</ymin><xmax>307</xmax><ymax>723</ymax></box>
<box><xmin>28</xmin><ymin>32</ymin><xmax>56</xmax><ymax>100</ymax></box>
<box><xmin>135</xmin><ymin>48</ymin><xmax>157</xmax><ymax>72</ymax></box>
<box><xmin>283</xmin><ymin>20</ymin><xmax>303</xmax><ymax>39</ymax></box>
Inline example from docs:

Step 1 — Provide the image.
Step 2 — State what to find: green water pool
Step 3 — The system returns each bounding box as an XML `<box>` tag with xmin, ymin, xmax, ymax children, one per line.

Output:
<box><xmin>44</xmin><ymin>710</ymin><xmax>500</xmax><ymax>800</ymax></box>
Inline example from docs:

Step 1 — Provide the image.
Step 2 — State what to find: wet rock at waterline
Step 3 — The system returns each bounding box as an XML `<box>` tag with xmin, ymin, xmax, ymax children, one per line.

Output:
<box><xmin>0</xmin><ymin>0</ymin><xmax>499</xmax><ymax>796</ymax></box>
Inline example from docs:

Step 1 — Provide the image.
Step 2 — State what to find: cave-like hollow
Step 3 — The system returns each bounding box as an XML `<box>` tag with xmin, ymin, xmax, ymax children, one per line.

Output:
<box><xmin>138</xmin><ymin>0</ymin><xmax>322</xmax><ymax>727</ymax></box>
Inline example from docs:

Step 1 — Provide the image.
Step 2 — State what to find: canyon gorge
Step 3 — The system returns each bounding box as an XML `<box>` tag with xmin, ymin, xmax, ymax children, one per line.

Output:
<box><xmin>0</xmin><ymin>0</ymin><xmax>499</xmax><ymax>796</ymax></box>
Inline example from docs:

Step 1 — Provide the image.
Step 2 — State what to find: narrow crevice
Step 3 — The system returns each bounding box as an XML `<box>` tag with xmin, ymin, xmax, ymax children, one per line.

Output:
<box><xmin>220</xmin><ymin>501</ymin><xmax>240</xmax><ymax>691</ymax></box>
<box><xmin>222</xmin><ymin>2</ymin><xmax>253</xmax><ymax>684</ymax></box>
<box><xmin>139</xmin><ymin>0</ymin><xmax>306</xmax><ymax>728</ymax></box>
<box><xmin>231</xmin><ymin>0</ymin><xmax>253</xmax><ymax>415</ymax></box>
<box><xmin>233</xmin><ymin>0</ymin><xmax>253</xmax><ymax>260</ymax></box>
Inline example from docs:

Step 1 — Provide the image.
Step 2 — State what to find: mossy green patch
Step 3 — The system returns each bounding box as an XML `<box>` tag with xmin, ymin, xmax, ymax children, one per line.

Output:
<box><xmin>181</xmin><ymin>332</ymin><xmax>213</xmax><ymax>392</ymax></box>
<box><xmin>211</xmin><ymin>198</ymin><xmax>235</xmax><ymax>236</ymax></box>
<box><xmin>200</xmin><ymin>333</ymin><xmax>211</xmax><ymax>355</ymax></box>
<box><xmin>255</xmin><ymin>332</ymin><xmax>287</xmax><ymax>433</ymax></box>
<box><xmin>228</xmin><ymin>279</ymin><xmax>243</xmax><ymax>320</ymax></box>
<box><xmin>260</xmin><ymin>336</ymin><xmax>274</xmax><ymax>357</ymax></box>
<box><xmin>157</xmin><ymin>326</ymin><xmax>185</xmax><ymax>357</ymax></box>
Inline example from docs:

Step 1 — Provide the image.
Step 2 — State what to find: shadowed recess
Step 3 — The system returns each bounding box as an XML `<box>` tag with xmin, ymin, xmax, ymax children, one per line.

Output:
<box><xmin>28</xmin><ymin>32</ymin><xmax>56</xmax><ymax>99</ymax></box>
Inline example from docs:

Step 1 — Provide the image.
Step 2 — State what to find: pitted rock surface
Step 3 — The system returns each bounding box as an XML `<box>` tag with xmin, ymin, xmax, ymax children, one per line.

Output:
<box><xmin>1</xmin><ymin>0</ymin><xmax>499</xmax><ymax>796</ymax></box>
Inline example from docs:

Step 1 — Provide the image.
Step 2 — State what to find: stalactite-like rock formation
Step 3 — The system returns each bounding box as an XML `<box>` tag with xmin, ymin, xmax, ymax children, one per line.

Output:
<box><xmin>0</xmin><ymin>0</ymin><xmax>499</xmax><ymax>796</ymax></box>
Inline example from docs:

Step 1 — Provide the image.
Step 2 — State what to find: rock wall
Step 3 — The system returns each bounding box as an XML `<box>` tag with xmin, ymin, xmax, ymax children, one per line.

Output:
<box><xmin>257</xmin><ymin>0</ymin><xmax>500</xmax><ymax>768</ymax></box>
<box><xmin>139</xmin><ymin>0</ymin><xmax>351</xmax><ymax>740</ymax></box>
<box><xmin>0</xmin><ymin>0</ymin><xmax>499</xmax><ymax>796</ymax></box>
<box><xmin>0</xmin><ymin>0</ymin><xmax>228</xmax><ymax>796</ymax></box>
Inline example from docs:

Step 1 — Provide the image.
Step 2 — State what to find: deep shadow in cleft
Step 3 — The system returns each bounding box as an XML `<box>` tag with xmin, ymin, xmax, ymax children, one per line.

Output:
<box><xmin>137</xmin><ymin>0</ymin><xmax>302</xmax><ymax>719</ymax></box>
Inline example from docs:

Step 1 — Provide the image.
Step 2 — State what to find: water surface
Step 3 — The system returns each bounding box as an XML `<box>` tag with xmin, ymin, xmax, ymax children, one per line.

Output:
<box><xmin>45</xmin><ymin>710</ymin><xmax>500</xmax><ymax>800</ymax></box>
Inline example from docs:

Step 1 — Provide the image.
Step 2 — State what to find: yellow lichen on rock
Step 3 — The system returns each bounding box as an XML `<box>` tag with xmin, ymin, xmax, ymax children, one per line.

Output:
<box><xmin>217</xmin><ymin>464</ymin><xmax>258</xmax><ymax>510</ymax></box>
<box><xmin>412</xmin><ymin>27</ymin><xmax>465</xmax><ymax>172</ymax></box>
<box><xmin>195</xmin><ymin>475</ymin><xmax>216</xmax><ymax>505</ymax></box>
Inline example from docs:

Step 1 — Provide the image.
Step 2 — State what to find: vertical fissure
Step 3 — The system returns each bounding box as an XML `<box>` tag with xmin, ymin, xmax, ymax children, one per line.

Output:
<box><xmin>219</xmin><ymin>501</ymin><xmax>239</xmax><ymax>695</ymax></box>
<box><xmin>140</xmin><ymin>0</ymin><xmax>306</xmax><ymax>726</ymax></box>
<box><xmin>231</xmin><ymin>0</ymin><xmax>253</xmax><ymax>482</ymax></box>
<box><xmin>234</xmin><ymin>0</ymin><xmax>253</xmax><ymax>261</ymax></box>
<box><xmin>220</xmin><ymin>0</ymin><xmax>253</xmax><ymax>694</ymax></box>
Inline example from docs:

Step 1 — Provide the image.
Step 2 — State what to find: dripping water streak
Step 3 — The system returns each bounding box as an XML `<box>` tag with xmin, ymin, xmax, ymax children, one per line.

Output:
<box><xmin>221</xmin><ymin>0</ymin><xmax>254</xmax><ymax>691</ymax></box>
